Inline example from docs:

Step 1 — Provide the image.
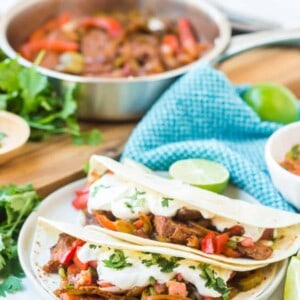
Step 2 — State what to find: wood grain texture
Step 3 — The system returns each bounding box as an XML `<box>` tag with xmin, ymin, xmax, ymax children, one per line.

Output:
<box><xmin>0</xmin><ymin>122</ymin><xmax>135</xmax><ymax>196</ymax></box>
<box><xmin>218</xmin><ymin>46</ymin><xmax>300</xmax><ymax>97</ymax></box>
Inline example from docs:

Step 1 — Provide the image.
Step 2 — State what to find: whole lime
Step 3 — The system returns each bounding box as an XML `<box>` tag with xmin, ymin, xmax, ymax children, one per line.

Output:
<box><xmin>243</xmin><ymin>82</ymin><xmax>299</xmax><ymax>124</ymax></box>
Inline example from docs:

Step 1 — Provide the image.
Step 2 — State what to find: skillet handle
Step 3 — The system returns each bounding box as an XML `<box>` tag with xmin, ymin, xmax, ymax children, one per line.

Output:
<box><xmin>212</xmin><ymin>28</ymin><xmax>300</xmax><ymax>65</ymax></box>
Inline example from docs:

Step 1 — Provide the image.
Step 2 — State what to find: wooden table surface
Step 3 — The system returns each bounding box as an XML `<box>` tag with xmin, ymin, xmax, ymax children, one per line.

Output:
<box><xmin>1</xmin><ymin>45</ymin><xmax>300</xmax><ymax>196</ymax></box>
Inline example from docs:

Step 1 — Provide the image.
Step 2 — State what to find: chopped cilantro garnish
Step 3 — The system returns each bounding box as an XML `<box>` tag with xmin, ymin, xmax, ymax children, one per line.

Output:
<box><xmin>200</xmin><ymin>264</ymin><xmax>230</xmax><ymax>300</ymax></box>
<box><xmin>161</xmin><ymin>197</ymin><xmax>174</xmax><ymax>207</ymax></box>
<box><xmin>103</xmin><ymin>250</ymin><xmax>132</xmax><ymax>270</ymax></box>
<box><xmin>89</xmin><ymin>244</ymin><xmax>97</xmax><ymax>249</ymax></box>
<box><xmin>142</xmin><ymin>253</ymin><xmax>182</xmax><ymax>273</ymax></box>
<box><xmin>92</xmin><ymin>184</ymin><xmax>111</xmax><ymax>197</ymax></box>
<box><xmin>124</xmin><ymin>188</ymin><xmax>146</xmax><ymax>213</ymax></box>
<box><xmin>189</xmin><ymin>265</ymin><xmax>196</xmax><ymax>270</ymax></box>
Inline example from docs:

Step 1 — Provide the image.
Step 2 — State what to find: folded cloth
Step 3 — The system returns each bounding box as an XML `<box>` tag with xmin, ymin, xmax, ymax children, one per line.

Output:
<box><xmin>122</xmin><ymin>66</ymin><xmax>297</xmax><ymax>212</ymax></box>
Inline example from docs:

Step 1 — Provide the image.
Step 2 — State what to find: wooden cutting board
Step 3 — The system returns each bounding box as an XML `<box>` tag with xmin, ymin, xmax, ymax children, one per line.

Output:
<box><xmin>1</xmin><ymin>46</ymin><xmax>300</xmax><ymax>196</ymax></box>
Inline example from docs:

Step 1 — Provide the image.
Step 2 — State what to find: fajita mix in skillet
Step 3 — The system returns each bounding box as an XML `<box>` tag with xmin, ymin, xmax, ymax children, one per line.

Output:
<box><xmin>32</xmin><ymin>217</ymin><xmax>283</xmax><ymax>300</ymax></box>
<box><xmin>73</xmin><ymin>155</ymin><xmax>300</xmax><ymax>268</ymax></box>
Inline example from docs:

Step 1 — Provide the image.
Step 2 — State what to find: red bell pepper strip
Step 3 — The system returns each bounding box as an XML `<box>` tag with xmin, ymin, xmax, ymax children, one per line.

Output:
<box><xmin>78</xmin><ymin>17</ymin><xmax>123</xmax><ymax>37</ymax></box>
<box><xmin>30</xmin><ymin>12</ymin><xmax>72</xmax><ymax>42</ymax></box>
<box><xmin>161</xmin><ymin>34</ymin><xmax>179</xmax><ymax>56</ymax></box>
<box><xmin>215</xmin><ymin>233</ymin><xmax>229</xmax><ymax>254</ymax></box>
<box><xmin>20</xmin><ymin>40</ymin><xmax>79</xmax><ymax>60</ymax></box>
<box><xmin>73</xmin><ymin>247</ymin><xmax>89</xmax><ymax>270</ymax></box>
<box><xmin>72</xmin><ymin>193</ymin><xmax>89</xmax><ymax>210</ymax></box>
<box><xmin>201</xmin><ymin>231</ymin><xmax>216</xmax><ymax>254</ymax></box>
<box><xmin>177</xmin><ymin>18</ymin><xmax>198</xmax><ymax>56</ymax></box>
<box><xmin>95</xmin><ymin>213</ymin><xmax>117</xmax><ymax>231</ymax></box>
<box><xmin>133</xmin><ymin>218</ymin><xmax>144</xmax><ymax>229</ymax></box>
<box><xmin>60</xmin><ymin>246</ymin><xmax>77</xmax><ymax>265</ymax></box>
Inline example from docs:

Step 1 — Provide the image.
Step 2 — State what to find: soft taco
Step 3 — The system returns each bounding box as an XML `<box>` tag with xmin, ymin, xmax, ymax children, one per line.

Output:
<box><xmin>74</xmin><ymin>155</ymin><xmax>300</xmax><ymax>268</ymax></box>
<box><xmin>32</xmin><ymin>217</ymin><xmax>284</xmax><ymax>300</ymax></box>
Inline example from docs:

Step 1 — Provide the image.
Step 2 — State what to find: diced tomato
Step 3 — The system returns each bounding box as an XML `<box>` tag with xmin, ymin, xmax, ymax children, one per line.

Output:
<box><xmin>222</xmin><ymin>246</ymin><xmax>241</xmax><ymax>258</ymax></box>
<box><xmin>89</xmin><ymin>260</ymin><xmax>98</xmax><ymax>269</ymax></box>
<box><xmin>73</xmin><ymin>248</ymin><xmax>89</xmax><ymax>270</ymax></box>
<box><xmin>240</xmin><ymin>237</ymin><xmax>255</xmax><ymax>248</ymax></box>
<box><xmin>133</xmin><ymin>218</ymin><xmax>144</xmax><ymax>229</ymax></box>
<box><xmin>201</xmin><ymin>231</ymin><xmax>216</xmax><ymax>254</ymax></box>
<box><xmin>60</xmin><ymin>246</ymin><xmax>77</xmax><ymax>265</ymax></box>
<box><xmin>215</xmin><ymin>233</ymin><xmax>229</xmax><ymax>254</ymax></box>
<box><xmin>72</xmin><ymin>193</ymin><xmax>89</xmax><ymax>210</ymax></box>
<box><xmin>226</xmin><ymin>225</ymin><xmax>245</xmax><ymax>237</ymax></box>
<box><xmin>75</xmin><ymin>187</ymin><xmax>89</xmax><ymax>196</ymax></box>
<box><xmin>259</xmin><ymin>228</ymin><xmax>274</xmax><ymax>241</ymax></box>
<box><xmin>98</xmin><ymin>281</ymin><xmax>114</xmax><ymax>288</ymax></box>
<box><xmin>167</xmin><ymin>281</ymin><xmax>187</xmax><ymax>298</ymax></box>
<box><xmin>203</xmin><ymin>297</ymin><xmax>221</xmax><ymax>300</ymax></box>
<box><xmin>67</xmin><ymin>263</ymin><xmax>80</xmax><ymax>275</ymax></box>
<box><xmin>95</xmin><ymin>213</ymin><xmax>117</xmax><ymax>231</ymax></box>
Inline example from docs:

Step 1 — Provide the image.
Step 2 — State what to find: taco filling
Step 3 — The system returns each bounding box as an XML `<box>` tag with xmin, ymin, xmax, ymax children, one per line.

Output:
<box><xmin>44</xmin><ymin>233</ymin><xmax>266</xmax><ymax>300</ymax></box>
<box><xmin>75</xmin><ymin>172</ymin><xmax>275</xmax><ymax>261</ymax></box>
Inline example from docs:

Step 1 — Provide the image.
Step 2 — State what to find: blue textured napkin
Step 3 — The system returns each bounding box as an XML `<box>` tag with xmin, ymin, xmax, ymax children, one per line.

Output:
<box><xmin>122</xmin><ymin>66</ymin><xmax>297</xmax><ymax>213</ymax></box>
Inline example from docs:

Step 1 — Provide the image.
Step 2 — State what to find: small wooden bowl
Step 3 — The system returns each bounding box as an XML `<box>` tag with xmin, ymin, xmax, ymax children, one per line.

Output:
<box><xmin>0</xmin><ymin>111</ymin><xmax>30</xmax><ymax>165</ymax></box>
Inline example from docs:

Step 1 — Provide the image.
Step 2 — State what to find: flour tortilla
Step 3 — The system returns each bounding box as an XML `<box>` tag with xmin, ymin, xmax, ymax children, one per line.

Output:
<box><xmin>86</xmin><ymin>155</ymin><xmax>300</xmax><ymax>267</ymax></box>
<box><xmin>32</xmin><ymin>217</ymin><xmax>283</xmax><ymax>300</ymax></box>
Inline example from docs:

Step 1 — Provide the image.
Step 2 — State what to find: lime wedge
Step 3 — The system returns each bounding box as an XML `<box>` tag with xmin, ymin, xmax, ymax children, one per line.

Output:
<box><xmin>169</xmin><ymin>159</ymin><xmax>229</xmax><ymax>194</ymax></box>
<box><xmin>122</xmin><ymin>158</ymin><xmax>153</xmax><ymax>174</ymax></box>
<box><xmin>284</xmin><ymin>255</ymin><xmax>300</xmax><ymax>300</ymax></box>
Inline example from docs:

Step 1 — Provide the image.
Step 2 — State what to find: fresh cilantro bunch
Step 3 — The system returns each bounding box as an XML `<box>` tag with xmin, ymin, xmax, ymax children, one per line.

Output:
<box><xmin>0</xmin><ymin>52</ymin><xmax>102</xmax><ymax>144</ymax></box>
<box><xmin>0</xmin><ymin>184</ymin><xmax>40</xmax><ymax>297</ymax></box>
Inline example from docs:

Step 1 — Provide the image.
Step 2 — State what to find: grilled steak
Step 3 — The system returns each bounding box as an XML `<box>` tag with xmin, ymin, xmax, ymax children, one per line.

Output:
<box><xmin>43</xmin><ymin>233</ymin><xmax>77</xmax><ymax>273</ymax></box>
<box><xmin>237</xmin><ymin>242</ymin><xmax>273</xmax><ymax>260</ymax></box>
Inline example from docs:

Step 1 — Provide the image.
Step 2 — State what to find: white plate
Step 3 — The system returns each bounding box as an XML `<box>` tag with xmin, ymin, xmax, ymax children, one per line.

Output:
<box><xmin>18</xmin><ymin>179</ymin><xmax>287</xmax><ymax>300</ymax></box>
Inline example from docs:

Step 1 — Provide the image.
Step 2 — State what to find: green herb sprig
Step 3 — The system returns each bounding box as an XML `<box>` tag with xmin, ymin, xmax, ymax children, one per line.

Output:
<box><xmin>142</xmin><ymin>253</ymin><xmax>182</xmax><ymax>273</ymax></box>
<box><xmin>103</xmin><ymin>250</ymin><xmax>132</xmax><ymax>270</ymax></box>
<box><xmin>0</xmin><ymin>184</ymin><xmax>40</xmax><ymax>297</ymax></box>
<box><xmin>0</xmin><ymin>52</ymin><xmax>102</xmax><ymax>145</ymax></box>
<box><xmin>200</xmin><ymin>264</ymin><xmax>230</xmax><ymax>300</ymax></box>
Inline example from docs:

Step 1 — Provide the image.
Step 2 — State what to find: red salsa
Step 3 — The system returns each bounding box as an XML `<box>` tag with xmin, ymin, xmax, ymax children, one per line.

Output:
<box><xmin>280</xmin><ymin>144</ymin><xmax>300</xmax><ymax>176</ymax></box>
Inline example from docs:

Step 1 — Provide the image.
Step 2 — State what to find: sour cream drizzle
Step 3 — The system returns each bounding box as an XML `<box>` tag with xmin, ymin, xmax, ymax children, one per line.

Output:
<box><xmin>77</xmin><ymin>243</ymin><xmax>232</xmax><ymax>297</ymax></box>
<box><xmin>88</xmin><ymin>173</ymin><xmax>265</xmax><ymax>241</ymax></box>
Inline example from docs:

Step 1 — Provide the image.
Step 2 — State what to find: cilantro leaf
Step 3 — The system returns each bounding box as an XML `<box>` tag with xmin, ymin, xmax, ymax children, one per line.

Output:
<box><xmin>161</xmin><ymin>197</ymin><xmax>174</xmax><ymax>207</ymax></box>
<box><xmin>0</xmin><ymin>53</ymin><xmax>103</xmax><ymax>145</ymax></box>
<box><xmin>200</xmin><ymin>264</ymin><xmax>230</xmax><ymax>300</ymax></box>
<box><xmin>0</xmin><ymin>275</ymin><xmax>23</xmax><ymax>297</ymax></box>
<box><xmin>0</xmin><ymin>184</ymin><xmax>40</xmax><ymax>296</ymax></box>
<box><xmin>103</xmin><ymin>250</ymin><xmax>132</xmax><ymax>270</ymax></box>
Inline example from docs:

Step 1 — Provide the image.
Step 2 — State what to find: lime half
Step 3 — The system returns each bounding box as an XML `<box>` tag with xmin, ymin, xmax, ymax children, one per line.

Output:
<box><xmin>169</xmin><ymin>159</ymin><xmax>230</xmax><ymax>194</ymax></box>
<box><xmin>284</xmin><ymin>255</ymin><xmax>300</xmax><ymax>300</ymax></box>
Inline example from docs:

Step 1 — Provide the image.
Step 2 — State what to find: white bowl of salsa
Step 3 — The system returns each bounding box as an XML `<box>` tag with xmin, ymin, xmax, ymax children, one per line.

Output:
<box><xmin>265</xmin><ymin>121</ymin><xmax>300</xmax><ymax>210</ymax></box>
